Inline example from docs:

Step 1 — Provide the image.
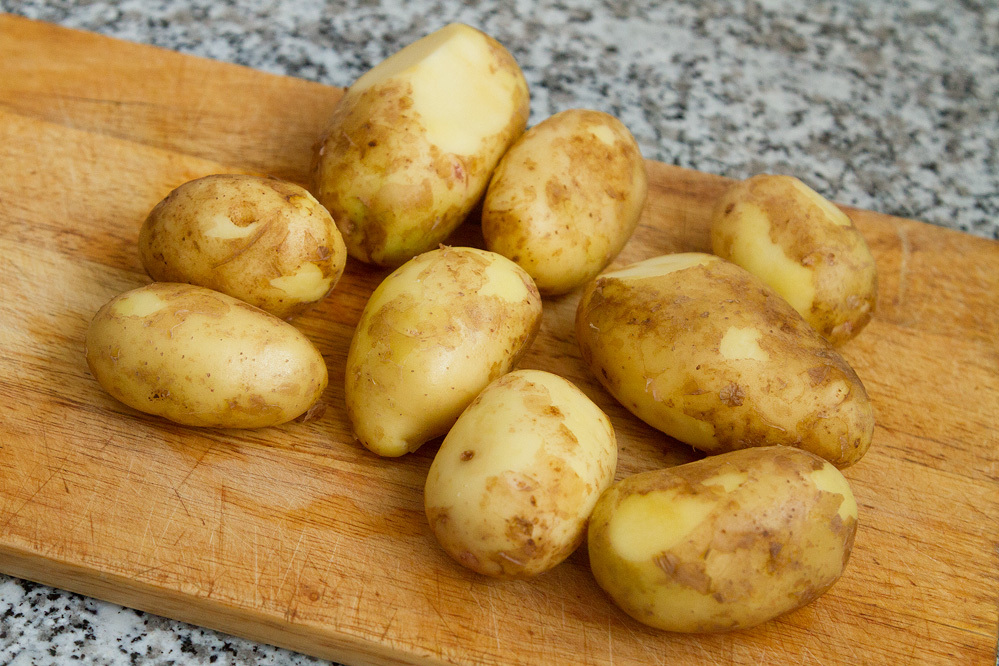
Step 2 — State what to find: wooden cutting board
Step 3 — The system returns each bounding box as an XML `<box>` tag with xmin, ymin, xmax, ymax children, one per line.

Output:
<box><xmin>1</xmin><ymin>14</ymin><xmax>996</xmax><ymax>665</ymax></box>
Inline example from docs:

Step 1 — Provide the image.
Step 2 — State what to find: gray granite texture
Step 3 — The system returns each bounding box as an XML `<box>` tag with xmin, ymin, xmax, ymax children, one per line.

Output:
<box><xmin>0</xmin><ymin>1</ymin><xmax>997</xmax><ymax>665</ymax></box>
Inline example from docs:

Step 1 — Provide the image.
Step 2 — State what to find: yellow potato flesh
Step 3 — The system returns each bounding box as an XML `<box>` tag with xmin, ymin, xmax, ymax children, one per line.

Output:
<box><xmin>345</xmin><ymin>247</ymin><xmax>542</xmax><ymax>457</ymax></box>
<box><xmin>575</xmin><ymin>253</ymin><xmax>874</xmax><ymax>467</ymax></box>
<box><xmin>425</xmin><ymin>369</ymin><xmax>617</xmax><ymax>578</ymax></box>
<box><xmin>482</xmin><ymin>109</ymin><xmax>648</xmax><ymax>295</ymax></box>
<box><xmin>85</xmin><ymin>283</ymin><xmax>328</xmax><ymax>428</ymax></box>
<box><xmin>313</xmin><ymin>24</ymin><xmax>530</xmax><ymax>267</ymax></box>
<box><xmin>588</xmin><ymin>446</ymin><xmax>858</xmax><ymax>632</ymax></box>
<box><xmin>352</xmin><ymin>25</ymin><xmax>519</xmax><ymax>157</ymax></box>
<box><xmin>710</xmin><ymin>174</ymin><xmax>877</xmax><ymax>345</ymax></box>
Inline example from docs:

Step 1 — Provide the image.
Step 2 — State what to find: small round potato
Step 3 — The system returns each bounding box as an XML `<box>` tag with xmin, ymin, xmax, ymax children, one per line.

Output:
<box><xmin>588</xmin><ymin>446</ymin><xmax>858</xmax><ymax>632</ymax></box>
<box><xmin>85</xmin><ymin>282</ymin><xmax>328</xmax><ymax>428</ymax></box>
<box><xmin>139</xmin><ymin>174</ymin><xmax>347</xmax><ymax>320</ymax></box>
<box><xmin>345</xmin><ymin>246</ymin><xmax>542</xmax><ymax>457</ymax></box>
<box><xmin>425</xmin><ymin>369</ymin><xmax>617</xmax><ymax>578</ymax></box>
<box><xmin>710</xmin><ymin>174</ymin><xmax>877</xmax><ymax>345</ymax></box>
<box><xmin>575</xmin><ymin>253</ymin><xmax>874</xmax><ymax>467</ymax></box>
<box><xmin>482</xmin><ymin>109</ymin><xmax>647</xmax><ymax>295</ymax></box>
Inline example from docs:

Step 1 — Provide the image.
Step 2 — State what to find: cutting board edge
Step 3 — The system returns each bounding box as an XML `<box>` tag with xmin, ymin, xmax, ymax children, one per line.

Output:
<box><xmin>0</xmin><ymin>541</ymin><xmax>449</xmax><ymax>666</ymax></box>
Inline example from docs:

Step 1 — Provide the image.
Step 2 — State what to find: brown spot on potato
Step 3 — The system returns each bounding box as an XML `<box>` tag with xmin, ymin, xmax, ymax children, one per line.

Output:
<box><xmin>807</xmin><ymin>365</ymin><xmax>831</xmax><ymax>385</ymax></box>
<box><xmin>719</xmin><ymin>383</ymin><xmax>745</xmax><ymax>407</ymax></box>
<box><xmin>545</xmin><ymin>179</ymin><xmax>571</xmax><ymax>208</ymax></box>
<box><xmin>229</xmin><ymin>201</ymin><xmax>257</xmax><ymax>227</ymax></box>
<box><xmin>654</xmin><ymin>552</ymin><xmax>712</xmax><ymax>595</ymax></box>
<box><xmin>460</xmin><ymin>450</ymin><xmax>475</xmax><ymax>461</ymax></box>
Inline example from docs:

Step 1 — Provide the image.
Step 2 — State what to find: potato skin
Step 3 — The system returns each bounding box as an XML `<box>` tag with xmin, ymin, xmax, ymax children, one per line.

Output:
<box><xmin>345</xmin><ymin>247</ymin><xmax>542</xmax><ymax>457</ymax></box>
<box><xmin>710</xmin><ymin>174</ymin><xmax>877</xmax><ymax>345</ymax></box>
<box><xmin>588</xmin><ymin>446</ymin><xmax>858</xmax><ymax>632</ymax></box>
<box><xmin>425</xmin><ymin>369</ymin><xmax>617</xmax><ymax>578</ymax></box>
<box><xmin>85</xmin><ymin>282</ymin><xmax>328</xmax><ymax>428</ymax></box>
<box><xmin>575</xmin><ymin>253</ymin><xmax>873</xmax><ymax>467</ymax></box>
<box><xmin>313</xmin><ymin>23</ymin><xmax>530</xmax><ymax>267</ymax></box>
<box><xmin>138</xmin><ymin>174</ymin><xmax>346</xmax><ymax>320</ymax></box>
<box><xmin>482</xmin><ymin>109</ymin><xmax>647</xmax><ymax>295</ymax></box>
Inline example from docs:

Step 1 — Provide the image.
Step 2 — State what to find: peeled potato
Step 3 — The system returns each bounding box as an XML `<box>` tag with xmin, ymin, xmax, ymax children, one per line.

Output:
<box><xmin>313</xmin><ymin>23</ymin><xmax>530</xmax><ymax>267</ymax></box>
<box><xmin>588</xmin><ymin>446</ymin><xmax>858</xmax><ymax>632</ymax></box>
<box><xmin>85</xmin><ymin>282</ymin><xmax>328</xmax><ymax>428</ymax></box>
<box><xmin>482</xmin><ymin>109</ymin><xmax>647</xmax><ymax>295</ymax></box>
<box><xmin>345</xmin><ymin>246</ymin><xmax>542</xmax><ymax>457</ymax></box>
<box><xmin>425</xmin><ymin>369</ymin><xmax>617</xmax><ymax>578</ymax></box>
<box><xmin>710</xmin><ymin>174</ymin><xmax>877</xmax><ymax>345</ymax></box>
<box><xmin>139</xmin><ymin>174</ymin><xmax>346</xmax><ymax>320</ymax></box>
<box><xmin>575</xmin><ymin>253</ymin><xmax>874</xmax><ymax>467</ymax></box>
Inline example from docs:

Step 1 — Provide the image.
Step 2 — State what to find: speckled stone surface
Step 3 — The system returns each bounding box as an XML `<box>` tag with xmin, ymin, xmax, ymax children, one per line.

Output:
<box><xmin>0</xmin><ymin>1</ymin><xmax>997</xmax><ymax>664</ymax></box>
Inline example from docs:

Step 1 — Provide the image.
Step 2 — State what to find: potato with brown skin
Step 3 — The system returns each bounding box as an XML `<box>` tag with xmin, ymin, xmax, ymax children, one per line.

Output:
<box><xmin>85</xmin><ymin>282</ymin><xmax>328</xmax><ymax>428</ymax></box>
<box><xmin>425</xmin><ymin>369</ymin><xmax>617</xmax><ymax>578</ymax></box>
<box><xmin>345</xmin><ymin>246</ymin><xmax>542</xmax><ymax>457</ymax></box>
<box><xmin>313</xmin><ymin>23</ymin><xmax>530</xmax><ymax>267</ymax></box>
<box><xmin>710</xmin><ymin>174</ymin><xmax>877</xmax><ymax>345</ymax></box>
<box><xmin>575</xmin><ymin>253</ymin><xmax>873</xmax><ymax>467</ymax></box>
<box><xmin>139</xmin><ymin>174</ymin><xmax>347</xmax><ymax>320</ymax></box>
<box><xmin>588</xmin><ymin>446</ymin><xmax>858</xmax><ymax>632</ymax></box>
<box><xmin>482</xmin><ymin>109</ymin><xmax>647</xmax><ymax>295</ymax></box>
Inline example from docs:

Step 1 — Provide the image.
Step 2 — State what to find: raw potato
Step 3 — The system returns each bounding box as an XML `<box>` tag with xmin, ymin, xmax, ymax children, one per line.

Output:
<box><xmin>85</xmin><ymin>282</ymin><xmax>328</xmax><ymax>428</ymax></box>
<box><xmin>588</xmin><ymin>446</ymin><xmax>858</xmax><ymax>632</ymax></box>
<box><xmin>482</xmin><ymin>109</ymin><xmax>647</xmax><ymax>295</ymax></box>
<box><xmin>139</xmin><ymin>174</ymin><xmax>347</xmax><ymax>320</ymax></box>
<box><xmin>710</xmin><ymin>174</ymin><xmax>877</xmax><ymax>345</ymax></box>
<box><xmin>313</xmin><ymin>23</ymin><xmax>530</xmax><ymax>267</ymax></box>
<box><xmin>345</xmin><ymin>246</ymin><xmax>542</xmax><ymax>457</ymax></box>
<box><xmin>425</xmin><ymin>369</ymin><xmax>617</xmax><ymax>578</ymax></box>
<box><xmin>575</xmin><ymin>253</ymin><xmax>874</xmax><ymax>467</ymax></box>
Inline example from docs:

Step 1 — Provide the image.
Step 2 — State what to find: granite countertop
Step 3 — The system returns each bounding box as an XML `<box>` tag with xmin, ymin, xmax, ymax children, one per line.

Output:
<box><xmin>1</xmin><ymin>1</ymin><xmax>997</xmax><ymax>664</ymax></box>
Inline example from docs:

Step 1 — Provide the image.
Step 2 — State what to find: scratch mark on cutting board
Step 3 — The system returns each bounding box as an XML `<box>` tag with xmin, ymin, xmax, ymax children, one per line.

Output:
<box><xmin>138</xmin><ymin>505</ymin><xmax>158</xmax><ymax>555</ymax></box>
<box><xmin>0</xmin><ymin>458</ymin><xmax>67</xmax><ymax>530</ymax></box>
<box><xmin>622</xmin><ymin>622</ymin><xmax>665</xmax><ymax>665</ymax></box>
<box><xmin>378</xmin><ymin>609</ymin><xmax>398</xmax><ymax>642</ymax></box>
<box><xmin>175</xmin><ymin>445</ymin><xmax>211</xmax><ymax>490</ymax></box>
<box><xmin>487</xmin><ymin>590</ymin><xmax>501</xmax><ymax>651</ymax></box>
<box><xmin>277</xmin><ymin>528</ymin><xmax>308</xmax><ymax>593</ymax></box>
<box><xmin>606</xmin><ymin>616</ymin><xmax>614</xmax><ymax>665</ymax></box>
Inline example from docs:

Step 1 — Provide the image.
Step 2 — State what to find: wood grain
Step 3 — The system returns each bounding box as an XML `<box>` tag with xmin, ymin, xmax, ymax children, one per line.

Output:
<box><xmin>1</xmin><ymin>14</ymin><xmax>997</xmax><ymax>666</ymax></box>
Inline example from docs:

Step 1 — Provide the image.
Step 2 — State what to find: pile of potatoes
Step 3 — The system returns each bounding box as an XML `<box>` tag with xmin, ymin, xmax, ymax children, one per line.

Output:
<box><xmin>85</xmin><ymin>22</ymin><xmax>880</xmax><ymax>634</ymax></box>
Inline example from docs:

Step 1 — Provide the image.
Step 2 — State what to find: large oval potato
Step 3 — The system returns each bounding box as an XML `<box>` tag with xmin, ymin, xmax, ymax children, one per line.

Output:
<box><xmin>139</xmin><ymin>174</ymin><xmax>347</xmax><ymax>320</ymax></box>
<box><xmin>588</xmin><ymin>446</ymin><xmax>858</xmax><ymax>632</ymax></box>
<box><xmin>575</xmin><ymin>253</ymin><xmax>873</xmax><ymax>467</ymax></box>
<box><xmin>425</xmin><ymin>369</ymin><xmax>617</xmax><ymax>578</ymax></box>
<box><xmin>481</xmin><ymin>109</ymin><xmax>647</xmax><ymax>295</ymax></box>
<box><xmin>313</xmin><ymin>23</ymin><xmax>530</xmax><ymax>267</ymax></box>
<box><xmin>85</xmin><ymin>282</ymin><xmax>328</xmax><ymax>428</ymax></box>
<box><xmin>710</xmin><ymin>174</ymin><xmax>877</xmax><ymax>345</ymax></box>
<box><xmin>345</xmin><ymin>246</ymin><xmax>542</xmax><ymax>457</ymax></box>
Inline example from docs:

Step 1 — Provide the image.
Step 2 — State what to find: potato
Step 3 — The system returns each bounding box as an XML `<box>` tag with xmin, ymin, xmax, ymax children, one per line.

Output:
<box><xmin>345</xmin><ymin>246</ymin><xmax>542</xmax><ymax>457</ymax></box>
<box><xmin>575</xmin><ymin>253</ymin><xmax>873</xmax><ymax>467</ymax></box>
<box><xmin>313</xmin><ymin>23</ymin><xmax>530</xmax><ymax>267</ymax></box>
<box><xmin>588</xmin><ymin>446</ymin><xmax>858</xmax><ymax>632</ymax></box>
<box><xmin>139</xmin><ymin>174</ymin><xmax>347</xmax><ymax>320</ymax></box>
<box><xmin>481</xmin><ymin>109</ymin><xmax>647</xmax><ymax>295</ymax></box>
<box><xmin>710</xmin><ymin>174</ymin><xmax>877</xmax><ymax>345</ymax></box>
<box><xmin>85</xmin><ymin>282</ymin><xmax>328</xmax><ymax>428</ymax></box>
<box><xmin>425</xmin><ymin>369</ymin><xmax>617</xmax><ymax>578</ymax></box>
